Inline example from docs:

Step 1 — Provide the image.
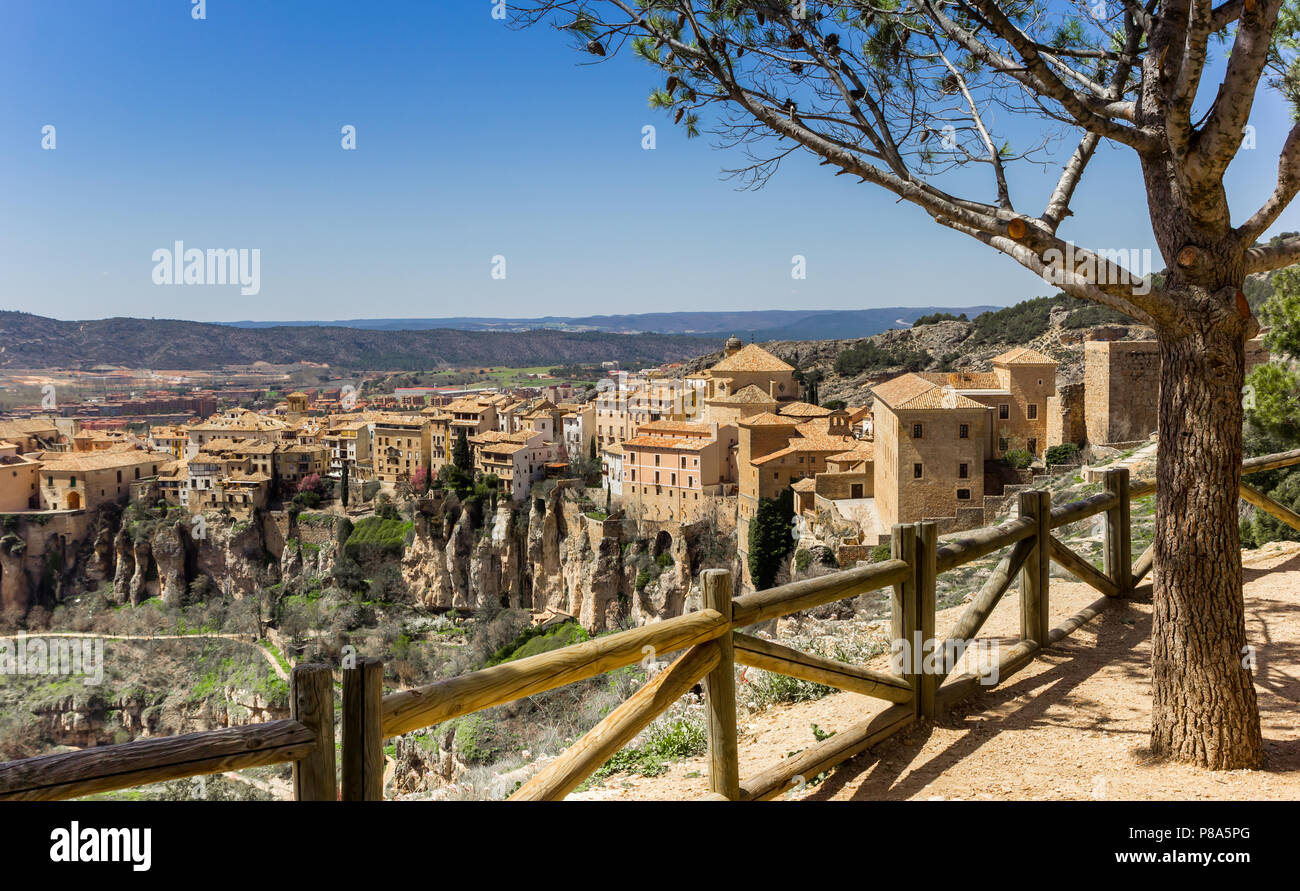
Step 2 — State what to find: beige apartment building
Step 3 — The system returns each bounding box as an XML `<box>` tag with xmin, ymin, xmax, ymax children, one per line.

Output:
<box><xmin>372</xmin><ymin>414</ymin><xmax>432</xmax><ymax>484</ymax></box>
<box><xmin>473</xmin><ymin>429</ymin><xmax>555</xmax><ymax>503</ymax></box>
<box><xmin>321</xmin><ymin>419</ymin><xmax>372</xmax><ymax>477</ymax></box>
<box><xmin>915</xmin><ymin>347</ymin><xmax>1056</xmax><ymax>458</ymax></box>
<box><xmin>871</xmin><ymin>374</ymin><xmax>991</xmax><ymax>531</ymax></box>
<box><xmin>621</xmin><ymin>420</ymin><xmax>735</xmax><ymax>522</ymax></box>
<box><xmin>0</xmin><ymin>441</ymin><xmax>42</xmax><ymax>511</ymax></box>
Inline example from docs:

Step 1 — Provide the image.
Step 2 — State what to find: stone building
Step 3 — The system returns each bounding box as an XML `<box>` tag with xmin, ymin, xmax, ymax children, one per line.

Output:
<box><xmin>622</xmin><ymin>420</ymin><xmax>736</xmax><ymax>523</ymax></box>
<box><xmin>871</xmin><ymin>374</ymin><xmax>991</xmax><ymax>532</ymax></box>
<box><xmin>372</xmin><ymin>414</ymin><xmax>432</xmax><ymax>484</ymax></box>
<box><xmin>38</xmin><ymin>448</ymin><xmax>165</xmax><ymax>512</ymax></box>
<box><xmin>917</xmin><ymin>347</ymin><xmax>1056</xmax><ymax>458</ymax></box>
<box><xmin>0</xmin><ymin>441</ymin><xmax>41</xmax><ymax>511</ymax></box>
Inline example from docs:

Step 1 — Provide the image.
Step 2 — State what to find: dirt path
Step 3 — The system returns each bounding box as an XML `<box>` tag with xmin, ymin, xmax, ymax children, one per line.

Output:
<box><xmin>578</xmin><ymin>540</ymin><xmax>1300</xmax><ymax>801</ymax></box>
<box><xmin>33</xmin><ymin>631</ymin><xmax>290</xmax><ymax>682</ymax></box>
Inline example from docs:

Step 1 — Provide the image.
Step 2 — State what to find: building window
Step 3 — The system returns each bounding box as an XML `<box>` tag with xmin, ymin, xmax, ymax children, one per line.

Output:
<box><xmin>959</xmin><ymin>463</ymin><xmax>969</xmax><ymax>479</ymax></box>
<box><xmin>912</xmin><ymin>423</ymin><xmax>923</xmax><ymax>439</ymax></box>
<box><xmin>998</xmin><ymin>404</ymin><xmax>1010</xmax><ymax>419</ymax></box>
<box><xmin>1028</xmin><ymin>438</ymin><xmax>1038</xmax><ymax>454</ymax></box>
<box><xmin>998</xmin><ymin>437</ymin><xmax>1008</xmax><ymax>452</ymax></box>
<box><xmin>1027</xmin><ymin>404</ymin><xmax>1038</xmax><ymax>420</ymax></box>
<box><xmin>957</xmin><ymin>488</ymin><xmax>971</xmax><ymax>501</ymax></box>
<box><xmin>913</xmin><ymin>463</ymin><xmax>923</xmax><ymax>479</ymax></box>
<box><xmin>959</xmin><ymin>423</ymin><xmax>969</xmax><ymax>439</ymax></box>
<box><xmin>654</xmin><ymin>454</ymin><xmax>660</xmax><ymax>466</ymax></box>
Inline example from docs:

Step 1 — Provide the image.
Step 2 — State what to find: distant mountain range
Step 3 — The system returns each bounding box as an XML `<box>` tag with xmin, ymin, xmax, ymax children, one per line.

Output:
<box><xmin>0</xmin><ymin>306</ymin><xmax>1000</xmax><ymax>372</ymax></box>
<box><xmin>221</xmin><ymin>307</ymin><xmax>1002</xmax><ymax>341</ymax></box>
<box><xmin>0</xmin><ymin>313</ymin><xmax>718</xmax><ymax>371</ymax></box>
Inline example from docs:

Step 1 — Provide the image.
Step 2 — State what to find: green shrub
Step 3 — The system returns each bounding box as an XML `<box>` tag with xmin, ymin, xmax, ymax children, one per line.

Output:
<box><xmin>1003</xmin><ymin>449</ymin><xmax>1034</xmax><ymax>470</ymax></box>
<box><xmin>344</xmin><ymin>515</ymin><xmax>413</xmax><ymax>561</ymax></box>
<box><xmin>1045</xmin><ymin>443</ymin><xmax>1081</xmax><ymax>466</ymax></box>
<box><xmin>589</xmin><ymin>714</ymin><xmax>707</xmax><ymax>781</ymax></box>
<box><xmin>913</xmin><ymin>311</ymin><xmax>968</xmax><ymax>326</ymax></box>
<box><xmin>834</xmin><ymin>341</ymin><xmax>933</xmax><ymax>377</ymax></box>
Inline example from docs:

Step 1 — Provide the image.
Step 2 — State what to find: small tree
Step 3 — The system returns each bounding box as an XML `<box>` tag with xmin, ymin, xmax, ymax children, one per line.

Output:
<box><xmin>340</xmin><ymin>462</ymin><xmax>350</xmax><ymax>508</ymax></box>
<box><xmin>748</xmin><ymin>488</ymin><xmax>795</xmax><ymax>590</ymax></box>
<box><xmin>411</xmin><ymin>466</ymin><xmax>430</xmax><ymax>495</ymax></box>
<box><xmin>453</xmin><ymin>428</ymin><xmax>473</xmax><ymax>474</ymax></box>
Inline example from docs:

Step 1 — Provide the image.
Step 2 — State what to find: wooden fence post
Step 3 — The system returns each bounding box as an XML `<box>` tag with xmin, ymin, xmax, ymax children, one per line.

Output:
<box><xmin>889</xmin><ymin>524</ymin><xmax>919</xmax><ymax>715</ymax></box>
<box><xmin>1018</xmin><ymin>490</ymin><xmax>1051</xmax><ymax>647</ymax></box>
<box><xmin>291</xmin><ymin>663</ymin><xmax>337</xmax><ymax>801</ymax></box>
<box><xmin>1103</xmin><ymin>468</ymin><xmax>1132</xmax><ymax>594</ymax></box>
<box><xmin>701</xmin><ymin>569</ymin><xmax>739</xmax><ymax>801</ymax></box>
<box><xmin>915</xmin><ymin>522</ymin><xmax>938</xmax><ymax>718</ymax></box>
<box><xmin>342</xmin><ymin>657</ymin><xmax>384</xmax><ymax>801</ymax></box>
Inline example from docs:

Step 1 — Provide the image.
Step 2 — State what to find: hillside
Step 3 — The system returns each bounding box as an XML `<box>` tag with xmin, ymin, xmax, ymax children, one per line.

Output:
<box><xmin>220</xmin><ymin>306</ymin><xmax>1000</xmax><ymax>339</ymax></box>
<box><xmin>683</xmin><ymin>295</ymin><xmax>1153</xmax><ymax>406</ymax></box>
<box><xmin>0</xmin><ymin>312</ymin><xmax>720</xmax><ymax>371</ymax></box>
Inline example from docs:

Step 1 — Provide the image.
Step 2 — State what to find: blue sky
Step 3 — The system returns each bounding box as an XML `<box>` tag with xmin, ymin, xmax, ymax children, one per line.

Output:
<box><xmin>1</xmin><ymin>0</ymin><xmax>1297</xmax><ymax>323</ymax></box>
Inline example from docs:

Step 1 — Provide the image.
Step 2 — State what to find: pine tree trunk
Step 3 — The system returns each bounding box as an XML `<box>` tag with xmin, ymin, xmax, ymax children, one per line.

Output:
<box><xmin>1151</xmin><ymin>315</ymin><xmax>1262</xmax><ymax>769</ymax></box>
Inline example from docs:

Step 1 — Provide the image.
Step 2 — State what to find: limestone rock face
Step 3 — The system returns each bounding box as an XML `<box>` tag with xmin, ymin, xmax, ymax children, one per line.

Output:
<box><xmin>0</xmin><ymin>545</ymin><xmax>28</xmax><ymax>617</ymax></box>
<box><xmin>84</xmin><ymin>521</ymin><xmax>116</xmax><ymax>586</ymax></box>
<box><xmin>111</xmin><ymin>525</ymin><xmax>134</xmax><ymax>604</ymax></box>
<box><xmin>402</xmin><ymin>511</ymin><xmax>454</xmax><ymax>609</ymax></box>
<box><xmin>129</xmin><ymin>538</ymin><xmax>152</xmax><ymax>606</ymax></box>
<box><xmin>195</xmin><ymin>519</ymin><xmax>278</xmax><ymax>599</ymax></box>
<box><xmin>528</xmin><ymin>490</ymin><xmax>569</xmax><ymax>613</ymax></box>
<box><xmin>153</xmin><ymin>523</ymin><xmax>188</xmax><ymax>608</ymax></box>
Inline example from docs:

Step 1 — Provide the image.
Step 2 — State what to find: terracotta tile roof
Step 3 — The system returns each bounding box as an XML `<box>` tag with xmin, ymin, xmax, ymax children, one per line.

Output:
<box><xmin>827</xmin><ymin>442</ymin><xmax>875</xmax><ymax>463</ymax></box>
<box><xmin>601</xmin><ymin>442</ymin><xmax>624</xmax><ymax>456</ymax></box>
<box><xmin>737</xmin><ymin>411</ymin><xmax>798</xmax><ymax>428</ymax></box>
<box><xmin>872</xmin><ymin>374</ymin><xmax>987</xmax><ymax>411</ymax></box>
<box><xmin>709</xmin><ymin>343</ymin><xmax>794</xmax><ymax>373</ymax></box>
<box><xmin>481</xmin><ymin>442</ymin><xmax>530</xmax><ymax>456</ymax></box>
<box><xmin>791</xmin><ymin>478</ymin><xmax>817</xmax><ymax>492</ymax></box>
<box><xmin>622</xmin><ymin>435</ymin><xmax>713</xmax><ymax>451</ymax></box>
<box><xmin>777</xmin><ymin>401</ymin><xmax>833</xmax><ymax>418</ymax></box>
<box><xmin>637</xmin><ymin>420</ymin><xmax>712</xmax><ymax>436</ymax></box>
<box><xmin>992</xmin><ymin>347</ymin><xmax>1056</xmax><ymax>366</ymax></box>
<box><xmin>711</xmin><ymin>384</ymin><xmax>778</xmax><ymax>405</ymax></box>
<box><xmin>918</xmin><ymin>371</ymin><xmax>1003</xmax><ymax>390</ymax></box>
<box><xmin>40</xmin><ymin>449</ymin><xmax>160</xmax><ymax>472</ymax></box>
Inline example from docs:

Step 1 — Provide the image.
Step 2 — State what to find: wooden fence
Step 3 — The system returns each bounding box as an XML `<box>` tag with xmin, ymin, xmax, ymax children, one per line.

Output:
<box><xmin>3</xmin><ymin>448</ymin><xmax>1299</xmax><ymax>802</ymax></box>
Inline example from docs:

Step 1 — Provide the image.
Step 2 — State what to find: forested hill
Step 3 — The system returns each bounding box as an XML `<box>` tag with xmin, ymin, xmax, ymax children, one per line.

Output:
<box><xmin>0</xmin><ymin>312</ymin><xmax>720</xmax><ymax>371</ymax></box>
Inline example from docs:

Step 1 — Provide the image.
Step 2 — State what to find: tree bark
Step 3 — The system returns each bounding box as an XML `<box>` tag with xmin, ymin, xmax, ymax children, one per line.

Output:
<box><xmin>1151</xmin><ymin>312</ymin><xmax>1263</xmax><ymax>769</ymax></box>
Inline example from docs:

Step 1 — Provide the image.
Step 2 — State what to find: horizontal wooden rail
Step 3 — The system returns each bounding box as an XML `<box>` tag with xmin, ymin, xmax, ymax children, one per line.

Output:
<box><xmin>1129</xmin><ymin>479</ymin><xmax>1155</xmax><ymax>498</ymax></box>
<box><xmin>733</xmin><ymin>633</ymin><xmax>914</xmax><ymax>704</ymax></box>
<box><xmin>731</xmin><ymin>559</ymin><xmax>910</xmax><ymax>626</ymax></box>
<box><xmin>511</xmin><ymin>643</ymin><xmax>720</xmax><ymax>801</ymax></box>
<box><xmin>934</xmin><ymin>516</ymin><xmax>1035</xmax><ymax>573</ymax></box>
<box><xmin>738</xmin><ymin>704</ymin><xmax>915</xmax><ymax>801</ymax></box>
<box><xmin>0</xmin><ymin>720</ymin><xmax>316</xmax><ymax>802</ymax></box>
<box><xmin>1242</xmin><ymin>447</ymin><xmax>1300</xmax><ymax>475</ymax></box>
<box><xmin>1048</xmin><ymin>535</ymin><xmax>1120</xmax><ymax>598</ymax></box>
<box><xmin>1049</xmin><ymin>491</ymin><xmax>1118</xmax><ymax>528</ymax></box>
<box><xmin>381</xmin><ymin>608</ymin><xmax>728</xmax><ymax>738</ymax></box>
